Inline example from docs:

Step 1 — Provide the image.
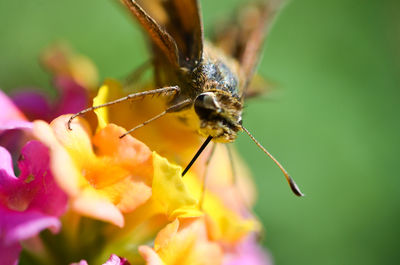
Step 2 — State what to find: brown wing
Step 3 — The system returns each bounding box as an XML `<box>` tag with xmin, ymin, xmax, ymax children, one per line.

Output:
<box><xmin>127</xmin><ymin>0</ymin><xmax>204</xmax><ymax>68</ymax></box>
<box><xmin>211</xmin><ymin>1</ymin><xmax>283</xmax><ymax>90</ymax></box>
<box><xmin>122</xmin><ymin>0</ymin><xmax>180</xmax><ymax>66</ymax></box>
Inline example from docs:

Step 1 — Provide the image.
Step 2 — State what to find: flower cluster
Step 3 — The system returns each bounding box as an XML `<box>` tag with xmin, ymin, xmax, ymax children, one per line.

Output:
<box><xmin>0</xmin><ymin>45</ymin><xmax>271</xmax><ymax>265</ymax></box>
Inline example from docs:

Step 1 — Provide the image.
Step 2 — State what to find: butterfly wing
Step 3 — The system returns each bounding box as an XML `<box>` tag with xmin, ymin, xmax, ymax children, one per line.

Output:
<box><xmin>122</xmin><ymin>0</ymin><xmax>179</xmax><ymax>67</ymax></box>
<box><xmin>123</xmin><ymin>0</ymin><xmax>203</xmax><ymax>68</ymax></box>
<box><xmin>211</xmin><ymin>1</ymin><xmax>283</xmax><ymax>94</ymax></box>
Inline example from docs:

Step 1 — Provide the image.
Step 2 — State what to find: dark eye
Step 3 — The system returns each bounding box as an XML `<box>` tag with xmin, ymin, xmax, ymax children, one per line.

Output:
<box><xmin>194</xmin><ymin>92</ymin><xmax>221</xmax><ymax>119</ymax></box>
<box><xmin>194</xmin><ymin>92</ymin><xmax>220</xmax><ymax>110</ymax></box>
<box><xmin>238</xmin><ymin>117</ymin><xmax>243</xmax><ymax>125</ymax></box>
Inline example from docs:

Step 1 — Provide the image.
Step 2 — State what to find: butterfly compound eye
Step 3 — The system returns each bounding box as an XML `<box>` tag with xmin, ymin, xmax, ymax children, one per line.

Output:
<box><xmin>194</xmin><ymin>92</ymin><xmax>222</xmax><ymax>119</ymax></box>
<box><xmin>195</xmin><ymin>92</ymin><xmax>221</xmax><ymax>110</ymax></box>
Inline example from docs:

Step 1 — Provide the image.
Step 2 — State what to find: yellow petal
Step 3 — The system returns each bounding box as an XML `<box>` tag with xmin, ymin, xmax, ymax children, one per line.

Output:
<box><xmin>154</xmin><ymin>219</ymin><xmax>179</xmax><ymax>251</ymax></box>
<box><xmin>151</xmin><ymin>153</ymin><xmax>202</xmax><ymax>219</ymax></box>
<box><xmin>183</xmin><ymin>172</ymin><xmax>259</xmax><ymax>244</ymax></box>
<box><xmin>139</xmin><ymin>218</ymin><xmax>222</xmax><ymax>265</ymax></box>
<box><xmin>93</xmin><ymin>83</ymin><xmax>110</xmax><ymax>130</ymax></box>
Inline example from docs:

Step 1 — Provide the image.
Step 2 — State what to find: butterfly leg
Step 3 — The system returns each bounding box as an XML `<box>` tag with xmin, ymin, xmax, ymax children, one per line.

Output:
<box><xmin>119</xmin><ymin>98</ymin><xmax>192</xmax><ymax>138</ymax></box>
<box><xmin>67</xmin><ymin>86</ymin><xmax>180</xmax><ymax>130</ymax></box>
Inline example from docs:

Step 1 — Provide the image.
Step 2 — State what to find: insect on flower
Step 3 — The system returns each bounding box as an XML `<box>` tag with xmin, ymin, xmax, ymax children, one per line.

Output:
<box><xmin>67</xmin><ymin>0</ymin><xmax>304</xmax><ymax>197</ymax></box>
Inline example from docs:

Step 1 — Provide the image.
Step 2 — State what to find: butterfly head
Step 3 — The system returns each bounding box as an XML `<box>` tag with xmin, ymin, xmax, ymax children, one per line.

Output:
<box><xmin>194</xmin><ymin>91</ymin><xmax>242</xmax><ymax>142</ymax></box>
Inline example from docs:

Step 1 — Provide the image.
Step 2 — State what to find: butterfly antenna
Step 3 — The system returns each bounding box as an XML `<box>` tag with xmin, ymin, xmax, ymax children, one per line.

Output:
<box><xmin>241</xmin><ymin>126</ymin><xmax>304</xmax><ymax>197</ymax></box>
<box><xmin>182</xmin><ymin>135</ymin><xmax>213</xmax><ymax>177</ymax></box>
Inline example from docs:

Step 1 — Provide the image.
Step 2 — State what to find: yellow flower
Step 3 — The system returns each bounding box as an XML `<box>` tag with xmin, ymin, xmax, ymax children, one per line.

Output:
<box><xmin>139</xmin><ymin>218</ymin><xmax>223</xmax><ymax>265</ymax></box>
<box><xmin>33</xmin><ymin>115</ymin><xmax>153</xmax><ymax>227</ymax></box>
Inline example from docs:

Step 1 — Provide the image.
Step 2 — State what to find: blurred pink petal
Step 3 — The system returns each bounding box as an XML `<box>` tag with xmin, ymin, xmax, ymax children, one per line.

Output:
<box><xmin>0</xmin><ymin>239</ymin><xmax>20</xmax><ymax>265</ymax></box>
<box><xmin>70</xmin><ymin>260</ymin><xmax>89</xmax><ymax>265</ymax></box>
<box><xmin>103</xmin><ymin>254</ymin><xmax>131</xmax><ymax>265</ymax></box>
<box><xmin>11</xmin><ymin>76</ymin><xmax>88</xmax><ymax>122</ymax></box>
<box><xmin>0</xmin><ymin>90</ymin><xmax>26</xmax><ymax>124</ymax></box>
<box><xmin>0</xmin><ymin>121</ymin><xmax>32</xmax><ymax>131</ymax></box>
<box><xmin>0</xmin><ymin>206</ymin><xmax>61</xmax><ymax>245</ymax></box>
<box><xmin>223</xmin><ymin>236</ymin><xmax>272</xmax><ymax>265</ymax></box>
<box><xmin>0</xmin><ymin>90</ymin><xmax>32</xmax><ymax>158</ymax></box>
<box><xmin>16</xmin><ymin>140</ymin><xmax>68</xmax><ymax>216</ymax></box>
<box><xmin>0</xmin><ymin>141</ymin><xmax>68</xmax><ymax>261</ymax></box>
<box><xmin>0</xmin><ymin>141</ymin><xmax>68</xmax><ymax>216</ymax></box>
<box><xmin>12</xmin><ymin>91</ymin><xmax>52</xmax><ymax>121</ymax></box>
<box><xmin>53</xmin><ymin>76</ymin><xmax>88</xmax><ymax>117</ymax></box>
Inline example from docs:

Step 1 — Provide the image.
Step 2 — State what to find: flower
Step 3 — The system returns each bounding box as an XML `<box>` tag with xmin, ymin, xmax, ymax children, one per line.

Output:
<box><xmin>11</xmin><ymin>44</ymin><xmax>96</xmax><ymax>123</ymax></box>
<box><xmin>139</xmin><ymin>218</ymin><xmax>222</xmax><ymax>265</ymax></box>
<box><xmin>41</xmin><ymin>43</ymin><xmax>98</xmax><ymax>90</ymax></box>
<box><xmin>1</xmin><ymin>44</ymin><xmax>271</xmax><ymax>265</ymax></box>
<box><xmin>103</xmin><ymin>254</ymin><xmax>131</xmax><ymax>265</ymax></box>
<box><xmin>0</xmin><ymin>90</ymin><xmax>32</xmax><ymax>160</ymax></box>
<box><xmin>0</xmin><ymin>141</ymin><xmax>67</xmax><ymax>265</ymax></box>
<box><xmin>71</xmin><ymin>254</ymin><xmax>131</xmax><ymax>265</ymax></box>
<box><xmin>223</xmin><ymin>235</ymin><xmax>272</xmax><ymax>265</ymax></box>
<box><xmin>0</xmin><ymin>90</ymin><xmax>28</xmax><ymax>128</ymax></box>
<box><xmin>33</xmin><ymin>116</ymin><xmax>154</xmax><ymax>227</ymax></box>
<box><xmin>11</xmin><ymin>76</ymin><xmax>88</xmax><ymax>122</ymax></box>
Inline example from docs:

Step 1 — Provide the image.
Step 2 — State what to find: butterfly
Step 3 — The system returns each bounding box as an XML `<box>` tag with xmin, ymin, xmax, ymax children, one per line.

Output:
<box><xmin>68</xmin><ymin>0</ymin><xmax>304</xmax><ymax>197</ymax></box>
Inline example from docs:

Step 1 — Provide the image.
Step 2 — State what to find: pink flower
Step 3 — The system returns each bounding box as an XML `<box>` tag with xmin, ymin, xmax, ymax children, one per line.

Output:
<box><xmin>10</xmin><ymin>43</ymin><xmax>98</xmax><ymax>123</ymax></box>
<box><xmin>0</xmin><ymin>90</ymin><xmax>32</xmax><ymax>161</ymax></box>
<box><xmin>11</xmin><ymin>76</ymin><xmax>88</xmax><ymax>122</ymax></box>
<box><xmin>0</xmin><ymin>90</ymin><xmax>31</xmax><ymax>131</ymax></box>
<box><xmin>0</xmin><ymin>141</ymin><xmax>68</xmax><ymax>265</ymax></box>
<box><xmin>223</xmin><ymin>235</ymin><xmax>272</xmax><ymax>265</ymax></box>
<box><xmin>103</xmin><ymin>254</ymin><xmax>131</xmax><ymax>265</ymax></box>
<box><xmin>71</xmin><ymin>254</ymin><xmax>130</xmax><ymax>265</ymax></box>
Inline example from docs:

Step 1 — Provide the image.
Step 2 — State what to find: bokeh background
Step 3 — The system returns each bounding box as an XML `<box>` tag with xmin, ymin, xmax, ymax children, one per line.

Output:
<box><xmin>1</xmin><ymin>0</ymin><xmax>399</xmax><ymax>264</ymax></box>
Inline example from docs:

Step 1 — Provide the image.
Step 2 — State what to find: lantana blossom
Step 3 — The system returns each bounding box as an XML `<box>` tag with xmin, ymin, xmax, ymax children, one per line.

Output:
<box><xmin>33</xmin><ymin>116</ymin><xmax>154</xmax><ymax>227</ymax></box>
<box><xmin>1</xmin><ymin>44</ymin><xmax>272</xmax><ymax>265</ymax></box>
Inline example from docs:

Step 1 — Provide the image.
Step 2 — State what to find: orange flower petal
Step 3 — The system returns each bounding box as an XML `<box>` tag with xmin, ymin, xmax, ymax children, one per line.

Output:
<box><xmin>33</xmin><ymin>115</ymin><xmax>153</xmax><ymax>226</ymax></box>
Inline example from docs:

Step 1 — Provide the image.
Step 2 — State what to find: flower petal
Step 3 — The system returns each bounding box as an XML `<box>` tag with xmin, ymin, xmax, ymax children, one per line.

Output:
<box><xmin>0</xmin><ymin>146</ymin><xmax>15</xmax><ymax>179</ymax></box>
<box><xmin>93</xmin><ymin>83</ymin><xmax>110</xmax><ymax>130</ymax></box>
<box><xmin>223</xmin><ymin>236</ymin><xmax>272</xmax><ymax>265</ymax></box>
<box><xmin>12</xmin><ymin>91</ymin><xmax>52</xmax><ymax>121</ymax></box>
<box><xmin>0</xmin><ymin>141</ymin><xmax>66</xmax><ymax>245</ymax></box>
<box><xmin>151</xmin><ymin>153</ymin><xmax>202</xmax><ymax>219</ymax></box>
<box><xmin>0</xmin><ymin>206</ymin><xmax>61</xmax><ymax>245</ymax></box>
<box><xmin>183</xmin><ymin>171</ymin><xmax>259</xmax><ymax>244</ymax></box>
<box><xmin>0</xmin><ymin>90</ymin><xmax>27</xmax><ymax>124</ymax></box>
<box><xmin>33</xmin><ymin>116</ymin><xmax>154</xmax><ymax>227</ymax></box>
<box><xmin>139</xmin><ymin>246</ymin><xmax>165</xmax><ymax>265</ymax></box>
<box><xmin>17</xmin><ymin>141</ymin><xmax>67</xmax><ymax>216</ymax></box>
<box><xmin>72</xmin><ymin>189</ymin><xmax>124</xmax><ymax>227</ymax></box>
<box><xmin>53</xmin><ymin>76</ymin><xmax>88</xmax><ymax>117</ymax></box>
<box><xmin>70</xmin><ymin>260</ymin><xmax>89</xmax><ymax>265</ymax></box>
<box><xmin>139</xmin><ymin>218</ymin><xmax>222</xmax><ymax>265</ymax></box>
<box><xmin>103</xmin><ymin>254</ymin><xmax>131</xmax><ymax>265</ymax></box>
<box><xmin>0</xmin><ymin>240</ymin><xmax>21</xmax><ymax>265</ymax></box>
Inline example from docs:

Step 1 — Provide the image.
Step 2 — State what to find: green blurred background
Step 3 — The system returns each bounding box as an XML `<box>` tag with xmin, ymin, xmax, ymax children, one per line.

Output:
<box><xmin>1</xmin><ymin>0</ymin><xmax>399</xmax><ymax>264</ymax></box>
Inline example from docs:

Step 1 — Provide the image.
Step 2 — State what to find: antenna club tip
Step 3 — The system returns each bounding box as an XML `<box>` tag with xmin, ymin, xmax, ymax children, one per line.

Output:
<box><xmin>288</xmin><ymin>177</ymin><xmax>305</xmax><ymax>197</ymax></box>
